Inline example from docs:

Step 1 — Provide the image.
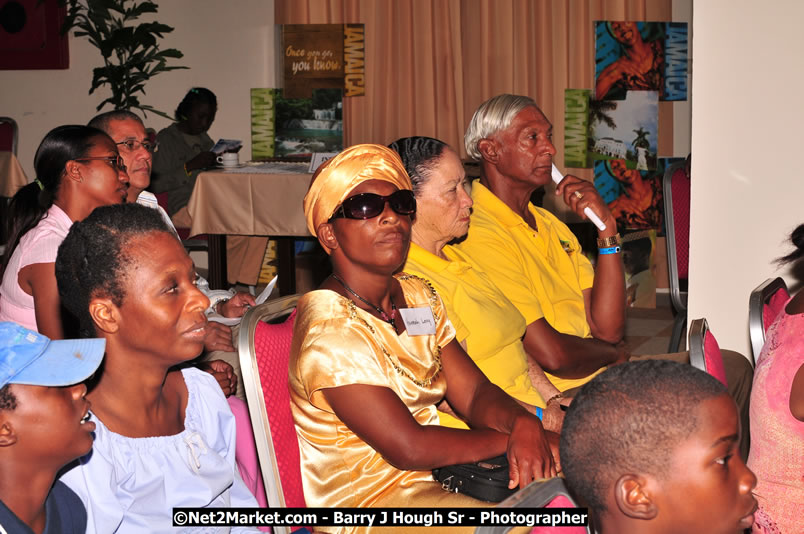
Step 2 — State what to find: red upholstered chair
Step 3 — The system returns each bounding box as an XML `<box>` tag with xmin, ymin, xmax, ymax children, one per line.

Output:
<box><xmin>688</xmin><ymin>318</ymin><xmax>728</xmax><ymax>386</ymax></box>
<box><xmin>663</xmin><ymin>160</ymin><xmax>691</xmax><ymax>352</ymax></box>
<box><xmin>0</xmin><ymin>117</ymin><xmax>18</xmax><ymax>155</ymax></box>
<box><xmin>238</xmin><ymin>295</ymin><xmax>304</xmax><ymax>534</ymax></box>
<box><xmin>474</xmin><ymin>477</ymin><xmax>590</xmax><ymax>534</ymax></box>
<box><xmin>748</xmin><ymin>277</ymin><xmax>790</xmax><ymax>364</ymax></box>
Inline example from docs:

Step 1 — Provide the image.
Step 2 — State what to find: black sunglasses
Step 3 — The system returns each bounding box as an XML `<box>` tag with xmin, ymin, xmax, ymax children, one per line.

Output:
<box><xmin>74</xmin><ymin>155</ymin><xmax>127</xmax><ymax>173</ymax></box>
<box><xmin>330</xmin><ymin>190</ymin><xmax>417</xmax><ymax>220</ymax></box>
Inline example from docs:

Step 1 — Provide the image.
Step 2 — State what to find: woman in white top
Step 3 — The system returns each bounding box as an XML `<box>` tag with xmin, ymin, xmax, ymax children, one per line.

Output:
<box><xmin>55</xmin><ymin>203</ymin><xmax>258</xmax><ymax>533</ymax></box>
<box><xmin>0</xmin><ymin>125</ymin><xmax>129</xmax><ymax>337</ymax></box>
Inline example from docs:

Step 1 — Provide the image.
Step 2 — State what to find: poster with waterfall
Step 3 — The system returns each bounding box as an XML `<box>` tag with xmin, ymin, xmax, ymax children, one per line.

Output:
<box><xmin>275</xmin><ymin>88</ymin><xmax>343</xmax><ymax>158</ymax></box>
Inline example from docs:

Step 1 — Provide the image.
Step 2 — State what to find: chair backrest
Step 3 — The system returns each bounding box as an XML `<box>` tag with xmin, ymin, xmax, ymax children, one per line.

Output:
<box><xmin>748</xmin><ymin>276</ymin><xmax>789</xmax><ymax>363</ymax></box>
<box><xmin>688</xmin><ymin>318</ymin><xmax>728</xmax><ymax>386</ymax></box>
<box><xmin>474</xmin><ymin>478</ymin><xmax>590</xmax><ymax>534</ymax></box>
<box><xmin>0</xmin><ymin>117</ymin><xmax>18</xmax><ymax>155</ymax></box>
<box><xmin>238</xmin><ymin>294</ymin><xmax>303</xmax><ymax>533</ymax></box>
<box><xmin>663</xmin><ymin>161</ymin><xmax>690</xmax><ymax>313</ymax></box>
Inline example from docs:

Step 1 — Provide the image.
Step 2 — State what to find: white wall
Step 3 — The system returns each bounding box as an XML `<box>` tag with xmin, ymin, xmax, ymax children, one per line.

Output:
<box><xmin>0</xmin><ymin>0</ymin><xmax>276</xmax><ymax>180</ymax></box>
<box><xmin>689</xmin><ymin>0</ymin><xmax>804</xmax><ymax>359</ymax></box>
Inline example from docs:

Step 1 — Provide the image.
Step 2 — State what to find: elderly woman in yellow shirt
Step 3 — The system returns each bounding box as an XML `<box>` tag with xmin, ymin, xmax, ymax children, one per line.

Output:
<box><xmin>390</xmin><ymin>137</ymin><xmax>570</xmax><ymax>432</ymax></box>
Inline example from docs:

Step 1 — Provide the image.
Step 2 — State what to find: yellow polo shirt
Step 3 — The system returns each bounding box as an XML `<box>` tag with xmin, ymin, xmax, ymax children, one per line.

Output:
<box><xmin>454</xmin><ymin>182</ymin><xmax>602</xmax><ymax>391</ymax></box>
<box><xmin>404</xmin><ymin>243</ymin><xmax>546</xmax><ymax>428</ymax></box>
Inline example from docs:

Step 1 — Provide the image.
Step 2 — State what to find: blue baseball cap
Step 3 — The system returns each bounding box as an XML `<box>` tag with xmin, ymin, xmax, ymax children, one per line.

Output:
<box><xmin>0</xmin><ymin>322</ymin><xmax>105</xmax><ymax>389</ymax></box>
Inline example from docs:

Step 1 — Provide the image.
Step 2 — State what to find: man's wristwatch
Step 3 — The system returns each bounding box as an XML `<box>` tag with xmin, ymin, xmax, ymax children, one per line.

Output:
<box><xmin>597</xmin><ymin>233</ymin><xmax>622</xmax><ymax>248</ymax></box>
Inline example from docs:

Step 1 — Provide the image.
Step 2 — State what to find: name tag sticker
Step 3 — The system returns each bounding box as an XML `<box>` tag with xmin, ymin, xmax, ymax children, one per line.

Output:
<box><xmin>399</xmin><ymin>307</ymin><xmax>437</xmax><ymax>336</ymax></box>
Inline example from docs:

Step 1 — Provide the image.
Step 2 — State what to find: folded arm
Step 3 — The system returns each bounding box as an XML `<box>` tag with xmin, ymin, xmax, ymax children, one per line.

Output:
<box><xmin>323</xmin><ymin>339</ymin><xmax>556</xmax><ymax>487</ymax></box>
<box><xmin>522</xmin><ymin>318</ymin><xmax>628</xmax><ymax>379</ymax></box>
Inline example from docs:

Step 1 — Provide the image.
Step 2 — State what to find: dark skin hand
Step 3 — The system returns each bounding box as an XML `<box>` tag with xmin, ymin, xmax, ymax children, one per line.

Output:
<box><xmin>217</xmin><ymin>292</ymin><xmax>257</xmax><ymax>318</ymax></box>
<box><xmin>197</xmin><ymin>358</ymin><xmax>237</xmax><ymax>397</ymax></box>
<box><xmin>185</xmin><ymin>151</ymin><xmax>217</xmax><ymax>172</ymax></box>
<box><xmin>203</xmin><ymin>320</ymin><xmax>235</xmax><ymax>353</ymax></box>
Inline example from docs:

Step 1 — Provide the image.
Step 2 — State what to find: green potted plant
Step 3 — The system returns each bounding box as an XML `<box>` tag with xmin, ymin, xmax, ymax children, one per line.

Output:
<box><xmin>60</xmin><ymin>0</ymin><xmax>186</xmax><ymax>118</ymax></box>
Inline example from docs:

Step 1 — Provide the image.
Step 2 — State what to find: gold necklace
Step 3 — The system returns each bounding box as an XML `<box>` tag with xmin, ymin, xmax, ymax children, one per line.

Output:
<box><xmin>344</xmin><ymin>274</ymin><xmax>443</xmax><ymax>388</ymax></box>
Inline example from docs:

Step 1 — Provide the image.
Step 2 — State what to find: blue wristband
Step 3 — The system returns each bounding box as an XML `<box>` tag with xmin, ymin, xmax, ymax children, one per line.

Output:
<box><xmin>535</xmin><ymin>406</ymin><xmax>543</xmax><ymax>420</ymax></box>
<box><xmin>599</xmin><ymin>246</ymin><xmax>621</xmax><ymax>255</ymax></box>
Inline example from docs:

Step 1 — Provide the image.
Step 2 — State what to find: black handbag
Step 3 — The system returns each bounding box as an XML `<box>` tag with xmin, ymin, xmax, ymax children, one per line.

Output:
<box><xmin>432</xmin><ymin>454</ymin><xmax>517</xmax><ymax>502</ymax></box>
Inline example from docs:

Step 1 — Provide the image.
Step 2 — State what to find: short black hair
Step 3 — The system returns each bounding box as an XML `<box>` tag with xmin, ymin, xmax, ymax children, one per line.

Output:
<box><xmin>175</xmin><ymin>87</ymin><xmax>217</xmax><ymax>121</ymax></box>
<box><xmin>0</xmin><ymin>384</ymin><xmax>17</xmax><ymax>411</ymax></box>
<box><xmin>559</xmin><ymin>360</ymin><xmax>728</xmax><ymax>514</ymax></box>
<box><xmin>388</xmin><ymin>136</ymin><xmax>449</xmax><ymax>196</ymax></box>
<box><xmin>87</xmin><ymin>109</ymin><xmax>144</xmax><ymax>134</ymax></box>
<box><xmin>55</xmin><ymin>203</ymin><xmax>174</xmax><ymax>336</ymax></box>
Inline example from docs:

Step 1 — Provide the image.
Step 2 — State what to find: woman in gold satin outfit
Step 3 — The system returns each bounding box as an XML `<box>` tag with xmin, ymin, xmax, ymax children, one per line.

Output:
<box><xmin>289</xmin><ymin>144</ymin><xmax>556</xmax><ymax>527</ymax></box>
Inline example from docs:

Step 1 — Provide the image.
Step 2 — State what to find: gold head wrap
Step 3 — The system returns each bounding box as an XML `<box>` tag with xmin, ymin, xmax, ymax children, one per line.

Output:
<box><xmin>303</xmin><ymin>144</ymin><xmax>412</xmax><ymax>243</ymax></box>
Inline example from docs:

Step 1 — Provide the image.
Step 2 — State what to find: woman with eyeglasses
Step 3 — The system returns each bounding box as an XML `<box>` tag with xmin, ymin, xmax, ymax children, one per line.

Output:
<box><xmin>292</xmin><ymin>144</ymin><xmax>556</xmax><ymax>520</ymax></box>
<box><xmin>0</xmin><ymin>125</ymin><xmax>129</xmax><ymax>338</ymax></box>
<box><xmin>390</xmin><ymin>136</ymin><xmax>571</xmax><ymax>434</ymax></box>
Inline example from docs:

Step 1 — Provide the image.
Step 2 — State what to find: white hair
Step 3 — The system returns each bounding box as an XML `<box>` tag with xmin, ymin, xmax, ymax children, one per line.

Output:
<box><xmin>464</xmin><ymin>94</ymin><xmax>538</xmax><ymax>161</ymax></box>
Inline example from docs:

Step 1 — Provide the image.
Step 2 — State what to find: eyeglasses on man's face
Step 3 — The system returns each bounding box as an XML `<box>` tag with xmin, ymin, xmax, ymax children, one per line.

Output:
<box><xmin>74</xmin><ymin>155</ymin><xmax>128</xmax><ymax>173</ymax></box>
<box><xmin>116</xmin><ymin>139</ymin><xmax>157</xmax><ymax>153</ymax></box>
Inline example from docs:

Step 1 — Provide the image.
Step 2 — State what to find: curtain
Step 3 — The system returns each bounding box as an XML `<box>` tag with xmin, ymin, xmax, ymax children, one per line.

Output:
<box><xmin>276</xmin><ymin>0</ymin><xmax>673</xmax><ymax>174</ymax></box>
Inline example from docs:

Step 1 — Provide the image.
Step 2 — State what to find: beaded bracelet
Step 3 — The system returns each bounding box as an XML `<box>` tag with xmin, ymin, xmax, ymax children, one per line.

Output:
<box><xmin>599</xmin><ymin>246</ymin><xmax>621</xmax><ymax>255</ymax></box>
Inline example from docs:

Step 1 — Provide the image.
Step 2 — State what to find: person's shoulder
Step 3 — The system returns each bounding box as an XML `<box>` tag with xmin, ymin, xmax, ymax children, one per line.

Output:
<box><xmin>135</xmin><ymin>191</ymin><xmax>163</xmax><ymax>213</ymax></box>
<box><xmin>180</xmin><ymin>366</ymin><xmax>222</xmax><ymax>401</ymax></box>
<box><xmin>16</xmin><ymin>205</ymin><xmax>71</xmax><ymax>254</ymax></box>
<box><xmin>296</xmin><ymin>289</ymin><xmax>350</xmax><ymax>324</ymax></box>
<box><xmin>397</xmin><ymin>272</ymin><xmax>450</xmax><ymax>316</ymax></box>
<box><xmin>44</xmin><ymin>481</ymin><xmax>87</xmax><ymax>534</ymax></box>
<box><xmin>136</xmin><ymin>190</ymin><xmax>158</xmax><ymax>205</ymax></box>
<box><xmin>397</xmin><ymin>272</ymin><xmax>438</xmax><ymax>297</ymax></box>
<box><xmin>155</xmin><ymin>122</ymin><xmax>180</xmax><ymax>140</ymax></box>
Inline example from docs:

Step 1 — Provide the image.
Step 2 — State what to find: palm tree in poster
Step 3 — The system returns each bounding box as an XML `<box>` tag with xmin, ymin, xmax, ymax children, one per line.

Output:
<box><xmin>632</xmin><ymin>127</ymin><xmax>650</xmax><ymax>150</ymax></box>
<box><xmin>590</xmin><ymin>100</ymin><xmax>618</xmax><ymax>129</ymax></box>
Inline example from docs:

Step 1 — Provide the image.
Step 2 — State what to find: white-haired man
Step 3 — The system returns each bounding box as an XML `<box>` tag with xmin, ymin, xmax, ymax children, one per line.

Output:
<box><xmin>457</xmin><ymin>94</ymin><xmax>752</xmax><ymax>457</ymax></box>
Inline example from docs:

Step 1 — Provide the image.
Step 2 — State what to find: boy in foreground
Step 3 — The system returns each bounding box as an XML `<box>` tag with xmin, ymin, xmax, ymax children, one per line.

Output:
<box><xmin>560</xmin><ymin>360</ymin><xmax>757</xmax><ymax>534</ymax></box>
<box><xmin>0</xmin><ymin>322</ymin><xmax>105</xmax><ymax>534</ymax></box>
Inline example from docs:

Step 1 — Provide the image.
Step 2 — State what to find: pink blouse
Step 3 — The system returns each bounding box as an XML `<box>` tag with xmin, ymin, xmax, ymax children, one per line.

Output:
<box><xmin>0</xmin><ymin>204</ymin><xmax>73</xmax><ymax>331</ymax></box>
<box><xmin>747</xmin><ymin>299</ymin><xmax>804</xmax><ymax>534</ymax></box>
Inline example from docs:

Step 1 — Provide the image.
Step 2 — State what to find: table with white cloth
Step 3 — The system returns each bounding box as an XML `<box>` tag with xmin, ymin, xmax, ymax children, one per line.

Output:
<box><xmin>186</xmin><ymin>161</ymin><xmax>312</xmax><ymax>294</ymax></box>
<box><xmin>1</xmin><ymin>151</ymin><xmax>29</xmax><ymax>244</ymax></box>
